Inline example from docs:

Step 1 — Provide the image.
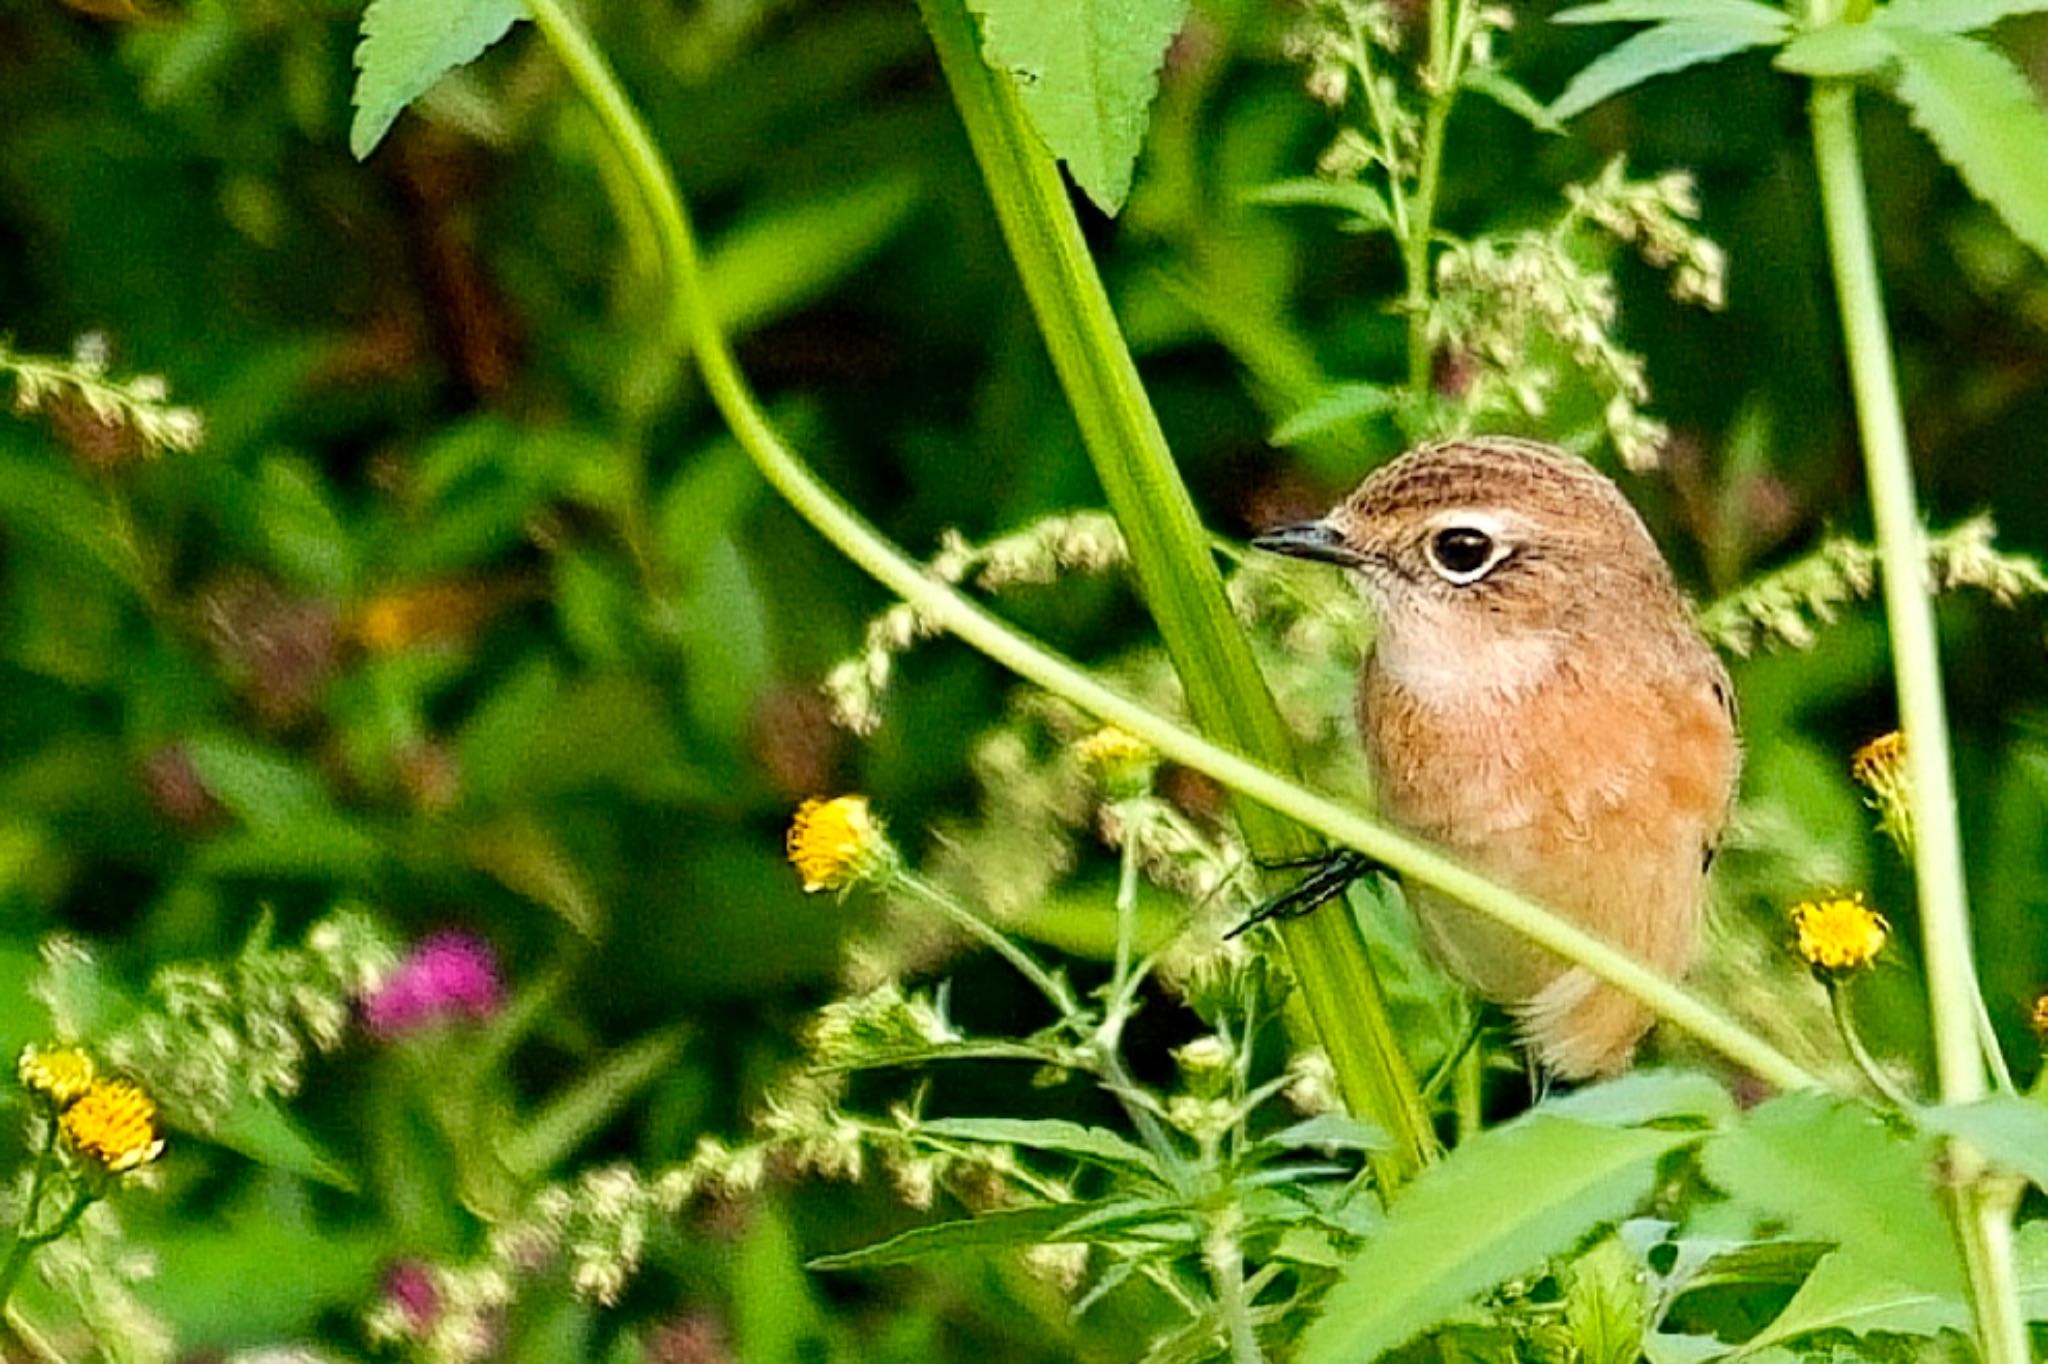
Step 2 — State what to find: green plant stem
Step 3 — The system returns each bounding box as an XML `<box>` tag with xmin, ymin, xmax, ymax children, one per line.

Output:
<box><xmin>523</xmin><ymin>0</ymin><xmax>1819</xmax><ymax>1099</ymax></box>
<box><xmin>0</xmin><ymin>1131</ymin><xmax>57</xmax><ymax>1311</ymax></box>
<box><xmin>1827</xmin><ymin>979</ymin><xmax>1915</xmax><ymax>1110</ymax></box>
<box><xmin>894</xmin><ymin>872</ymin><xmax>1079</xmax><ymax>1020</ymax></box>
<box><xmin>1807</xmin><ymin>74</ymin><xmax>2027</xmax><ymax>1364</ymax></box>
<box><xmin>1203</xmin><ymin>1209</ymin><xmax>1266</xmax><ymax>1364</ymax></box>
<box><xmin>1113</xmin><ymin>806</ymin><xmax>1141</xmax><ymax>990</ymax></box>
<box><xmin>911</xmin><ymin>0</ymin><xmax>1434</xmax><ymax>1188</ymax></box>
<box><xmin>1403</xmin><ymin>0</ymin><xmax>1462</xmax><ymax>402</ymax></box>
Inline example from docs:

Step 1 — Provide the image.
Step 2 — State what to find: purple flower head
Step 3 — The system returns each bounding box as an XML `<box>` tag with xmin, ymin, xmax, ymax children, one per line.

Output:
<box><xmin>362</xmin><ymin>931</ymin><xmax>503</xmax><ymax>1039</ymax></box>
<box><xmin>380</xmin><ymin>1259</ymin><xmax>441</xmax><ymax>1334</ymax></box>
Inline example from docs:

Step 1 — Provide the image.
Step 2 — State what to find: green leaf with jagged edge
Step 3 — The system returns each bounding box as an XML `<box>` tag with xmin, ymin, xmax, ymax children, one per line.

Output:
<box><xmin>1298</xmin><ymin>1117</ymin><xmax>1700</xmax><ymax>1364</ymax></box>
<box><xmin>1548</xmin><ymin>7</ymin><xmax>1790</xmax><ymax>124</ymax></box>
<box><xmin>1885</xmin><ymin>27</ymin><xmax>2048</xmax><ymax>265</ymax></box>
<box><xmin>917</xmin><ymin>1117</ymin><xmax>1166</xmax><ymax>1181</ymax></box>
<box><xmin>1700</xmin><ymin>1092</ymin><xmax>1965</xmax><ymax>1300</ymax></box>
<box><xmin>350</xmin><ymin>0</ymin><xmax>524</xmax><ymax>160</ymax></box>
<box><xmin>808</xmin><ymin>1195</ymin><xmax>1180</xmax><ymax>1271</ymax></box>
<box><xmin>1553</xmin><ymin>0</ymin><xmax>1788</xmax><ymax>22</ymax></box>
<box><xmin>963</xmin><ymin>0</ymin><xmax>1190</xmax><ymax>214</ymax></box>
<box><xmin>1881</xmin><ymin>0</ymin><xmax>2048</xmax><ymax>31</ymax></box>
<box><xmin>1920</xmin><ymin>1092</ymin><xmax>2048</xmax><ymax>1192</ymax></box>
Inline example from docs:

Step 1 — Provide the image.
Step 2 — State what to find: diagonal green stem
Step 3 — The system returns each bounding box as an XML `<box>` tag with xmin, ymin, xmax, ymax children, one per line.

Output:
<box><xmin>1807</xmin><ymin>70</ymin><xmax>2026</xmax><ymax>1364</ymax></box>
<box><xmin>521</xmin><ymin>0</ymin><xmax>1818</xmax><ymax>1107</ymax></box>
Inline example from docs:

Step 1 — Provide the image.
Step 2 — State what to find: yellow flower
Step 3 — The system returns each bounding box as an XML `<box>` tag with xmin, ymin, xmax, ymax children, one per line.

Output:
<box><xmin>787</xmin><ymin>796</ymin><xmax>893</xmax><ymax>893</ymax></box>
<box><xmin>1850</xmin><ymin>730</ymin><xmax>1913</xmax><ymax>855</ymax></box>
<box><xmin>18</xmin><ymin>1044</ymin><xmax>96</xmax><ymax>1107</ymax></box>
<box><xmin>59</xmin><ymin>1077</ymin><xmax>165</xmax><ymax>1174</ymax></box>
<box><xmin>1791</xmin><ymin>894</ymin><xmax>1890</xmax><ymax>975</ymax></box>
<box><xmin>1074</xmin><ymin>727</ymin><xmax>1156</xmax><ymax>796</ymax></box>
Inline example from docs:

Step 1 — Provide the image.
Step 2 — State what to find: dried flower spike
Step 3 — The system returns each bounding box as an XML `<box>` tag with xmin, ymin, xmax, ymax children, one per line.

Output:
<box><xmin>59</xmin><ymin>1076</ymin><xmax>165</xmax><ymax>1173</ymax></box>
<box><xmin>1850</xmin><ymin>730</ymin><xmax>1914</xmax><ymax>855</ymax></box>
<box><xmin>1791</xmin><ymin>894</ymin><xmax>1889</xmax><ymax>975</ymax></box>
<box><xmin>18</xmin><ymin>1043</ymin><xmax>97</xmax><ymax>1107</ymax></box>
<box><xmin>787</xmin><ymin>795</ymin><xmax>895</xmax><ymax>893</ymax></box>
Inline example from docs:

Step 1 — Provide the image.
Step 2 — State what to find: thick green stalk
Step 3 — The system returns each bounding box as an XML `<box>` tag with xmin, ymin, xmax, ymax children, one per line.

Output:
<box><xmin>1807</xmin><ymin>77</ymin><xmax>2026</xmax><ymax>1364</ymax></box>
<box><xmin>912</xmin><ymin>0</ymin><xmax>1434</xmax><ymax>1184</ymax></box>
<box><xmin>522</xmin><ymin>0</ymin><xmax>1818</xmax><ymax>1100</ymax></box>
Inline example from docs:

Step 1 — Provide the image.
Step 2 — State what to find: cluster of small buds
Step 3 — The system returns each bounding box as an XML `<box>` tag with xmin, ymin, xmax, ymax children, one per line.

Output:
<box><xmin>100</xmin><ymin>909</ymin><xmax>398</xmax><ymax>1127</ymax></box>
<box><xmin>1172</xmin><ymin>1034</ymin><xmax>1236</xmax><ymax>1101</ymax></box>
<box><xmin>823</xmin><ymin>514</ymin><xmax>1125</xmax><ymax>734</ymax></box>
<box><xmin>1431</xmin><ymin>234</ymin><xmax>1668</xmax><ymax>469</ymax></box>
<box><xmin>1096</xmin><ymin>795</ymin><xmax>1249</xmax><ymax>907</ymax></box>
<box><xmin>1284</xmin><ymin>1048</ymin><xmax>1341</xmax><ymax>1116</ymax></box>
<box><xmin>1699</xmin><ymin>516</ymin><xmax>2047</xmax><ymax>656</ymax></box>
<box><xmin>1790</xmin><ymin>894</ymin><xmax>1890</xmax><ymax>977</ymax></box>
<box><xmin>2</xmin><ymin>334</ymin><xmax>204</xmax><ymax>466</ymax></box>
<box><xmin>1567</xmin><ymin>160</ymin><xmax>1728</xmax><ymax>309</ymax></box>
<box><xmin>805</xmin><ymin>982</ymin><xmax>961</xmax><ymax>1067</ymax></box>
<box><xmin>1926</xmin><ymin>513</ymin><xmax>2048</xmax><ymax>603</ymax></box>
<box><xmin>368</xmin><ymin>1166</ymin><xmax>690</xmax><ymax>1359</ymax></box>
<box><xmin>752</xmin><ymin>1071</ymin><xmax>868</xmax><ymax>1183</ymax></box>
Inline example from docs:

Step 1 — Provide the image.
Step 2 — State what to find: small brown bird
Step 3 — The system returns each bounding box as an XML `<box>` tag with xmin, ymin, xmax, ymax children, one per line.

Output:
<box><xmin>1255</xmin><ymin>437</ymin><xmax>1739</xmax><ymax>1079</ymax></box>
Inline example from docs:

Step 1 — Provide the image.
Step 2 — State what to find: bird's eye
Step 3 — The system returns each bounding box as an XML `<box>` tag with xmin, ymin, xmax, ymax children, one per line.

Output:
<box><xmin>1426</xmin><ymin>526</ymin><xmax>1503</xmax><ymax>584</ymax></box>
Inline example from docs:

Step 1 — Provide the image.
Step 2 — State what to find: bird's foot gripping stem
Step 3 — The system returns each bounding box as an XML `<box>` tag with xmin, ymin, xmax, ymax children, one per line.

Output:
<box><xmin>1228</xmin><ymin>848</ymin><xmax>1384</xmax><ymax>938</ymax></box>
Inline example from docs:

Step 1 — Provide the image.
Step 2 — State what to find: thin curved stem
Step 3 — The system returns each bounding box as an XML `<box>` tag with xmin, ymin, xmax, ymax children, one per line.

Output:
<box><xmin>521</xmin><ymin>0</ymin><xmax>1820</xmax><ymax>1098</ymax></box>
<box><xmin>1827</xmin><ymin>979</ymin><xmax>1915</xmax><ymax>1110</ymax></box>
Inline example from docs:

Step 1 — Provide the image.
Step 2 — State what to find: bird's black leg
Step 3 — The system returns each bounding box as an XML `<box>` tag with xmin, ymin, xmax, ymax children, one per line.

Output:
<box><xmin>1228</xmin><ymin>848</ymin><xmax>1383</xmax><ymax>938</ymax></box>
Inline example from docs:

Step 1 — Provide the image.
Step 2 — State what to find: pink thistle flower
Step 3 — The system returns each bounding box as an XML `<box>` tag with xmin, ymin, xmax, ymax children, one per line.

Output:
<box><xmin>362</xmin><ymin>931</ymin><xmax>503</xmax><ymax>1039</ymax></box>
<box><xmin>380</xmin><ymin>1260</ymin><xmax>441</xmax><ymax>1334</ymax></box>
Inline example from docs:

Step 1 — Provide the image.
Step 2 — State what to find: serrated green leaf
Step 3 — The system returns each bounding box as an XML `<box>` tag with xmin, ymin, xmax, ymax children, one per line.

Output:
<box><xmin>1243</xmin><ymin>178</ymin><xmax>1393</xmax><ymax>230</ymax></box>
<box><xmin>964</xmin><ymin>0</ymin><xmax>1191</xmax><ymax>213</ymax></box>
<box><xmin>1271</xmin><ymin>383</ymin><xmax>1398</xmax><ymax>447</ymax></box>
<box><xmin>1700</xmin><ymin>1092</ymin><xmax>1964</xmax><ymax>1299</ymax></box>
<box><xmin>1880</xmin><ymin>0</ymin><xmax>2048</xmax><ymax>32</ymax></box>
<box><xmin>350</xmin><ymin>0</ymin><xmax>524</xmax><ymax>160</ymax></box>
<box><xmin>1258</xmin><ymin>1112</ymin><xmax>1391</xmax><ymax>1154</ymax></box>
<box><xmin>499</xmin><ymin>1025</ymin><xmax>688</xmax><ymax>1178</ymax></box>
<box><xmin>1298</xmin><ymin>1117</ymin><xmax>1698</xmax><ymax>1364</ymax></box>
<box><xmin>1774</xmin><ymin>23</ymin><xmax>1898</xmax><ymax>77</ymax></box>
<box><xmin>1730</xmin><ymin>1249</ymin><xmax>1969</xmax><ymax>1357</ymax></box>
<box><xmin>1554</xmin><ymin>0</ymin><xmax>1789</xmax><ymax>24</ymax></box>
<box><xmin>918</xmin><ymin>1117</ymin><xmax>1164</xmax><ymax>1179</ymax></box>
<box><xmin>1550</xmin><ymin>20</ymin><xmax>1789</xmax><ymax>123</ymax></box>
<box><xmin>1540</xmin><ymin>1068</ymin><xmax>1738</xmax><ymax>1129</ymax></box>
<box><xmin>1919</xmin><ymin>1093</ymin><xmax>2048</xmax><ymax>1191</ymax></box>
<box><xmin>809</xmin><ymin>1198</ymin><xmax>1150</xmax><ymax>1271</ymax></box>
<box><xmin>1887</xmin><ymin>27</ymin><xmax>2048</xmax><ymax>264</ymax></box>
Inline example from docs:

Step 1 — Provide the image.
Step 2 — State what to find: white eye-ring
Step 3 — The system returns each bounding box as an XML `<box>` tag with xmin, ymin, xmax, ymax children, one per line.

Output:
<box><xmin>1424</xmin><ymin>518</ymin><xmax>1511</xmax><ymax>585</ymax></box>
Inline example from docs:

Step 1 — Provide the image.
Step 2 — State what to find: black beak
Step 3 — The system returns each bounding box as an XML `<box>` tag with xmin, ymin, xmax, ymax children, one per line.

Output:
<box><xmin>1250</xmin><ymin>520</ymin><xmax>1365</xmax><ymax>568</ymax></box>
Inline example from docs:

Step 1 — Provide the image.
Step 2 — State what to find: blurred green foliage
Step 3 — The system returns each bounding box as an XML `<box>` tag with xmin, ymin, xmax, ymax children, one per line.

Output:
<box><xmin>3</xmin><ymin>0</ymin><xmax>2048</xmax><ymax>1357</ymax></box>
